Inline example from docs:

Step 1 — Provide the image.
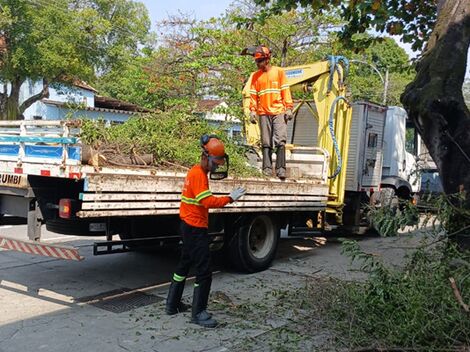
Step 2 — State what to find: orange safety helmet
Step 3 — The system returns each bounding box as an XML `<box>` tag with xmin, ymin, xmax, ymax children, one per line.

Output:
<box><xmin>200</xmin><ymin>134</ymin><xmax>229</xmax><ymax>179</ymax></box>
<box><xmin>204</xmin><ymin>138</ymin><xmax>225</xmax><ymax>158</ymax></box>
<box><xmin>253</xmin><ymin>45</ymin><xmax>271</xmax><ymax>61</ymax></box>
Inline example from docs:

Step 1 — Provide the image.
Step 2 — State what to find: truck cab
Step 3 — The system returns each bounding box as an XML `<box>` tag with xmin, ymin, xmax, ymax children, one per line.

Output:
<box><xmin>381</xmin><ymin>106</ymin><xmax>421</xmax><ymax>200</ymax></box>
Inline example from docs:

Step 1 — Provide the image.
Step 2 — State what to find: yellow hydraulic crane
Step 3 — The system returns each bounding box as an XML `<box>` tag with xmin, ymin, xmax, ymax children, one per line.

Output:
<box><xmin>242</xmin><ymin>56</ymin><xmax>352</xmax><ymax>222</ymax></box>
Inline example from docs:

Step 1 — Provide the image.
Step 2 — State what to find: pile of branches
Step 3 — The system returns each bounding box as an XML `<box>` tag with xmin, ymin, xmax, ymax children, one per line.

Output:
<box><xmin>78</xmin><ymin>110</ymin><xmax>258</xmax><ymax>176</ymax></box>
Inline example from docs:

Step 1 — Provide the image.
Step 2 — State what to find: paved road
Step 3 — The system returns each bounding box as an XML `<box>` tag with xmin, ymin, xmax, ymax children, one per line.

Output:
<box><xmin>0</xmin><ymin>219</ymin><xmax>423</xmax><ymax>352</ymax></box>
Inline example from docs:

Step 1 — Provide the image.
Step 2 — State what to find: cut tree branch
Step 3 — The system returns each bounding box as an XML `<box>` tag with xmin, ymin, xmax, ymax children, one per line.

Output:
<box><xmin>449</xmin><ymin>277</ymin><xmax>469</xmax><ymax>313</ymax></box>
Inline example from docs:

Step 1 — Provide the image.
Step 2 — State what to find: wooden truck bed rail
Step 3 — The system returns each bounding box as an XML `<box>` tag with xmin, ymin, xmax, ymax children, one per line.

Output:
<box><xmin>77</xmin><ymin>173</ymin><xmax>329</xmax><ymax>217</ymax></box>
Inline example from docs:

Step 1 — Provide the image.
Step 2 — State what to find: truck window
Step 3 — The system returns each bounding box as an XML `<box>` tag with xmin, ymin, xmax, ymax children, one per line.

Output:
<box><xmin>405</xmin><ymin>125</ymin><xmax>417</xmax><ymax>155</ymax></box>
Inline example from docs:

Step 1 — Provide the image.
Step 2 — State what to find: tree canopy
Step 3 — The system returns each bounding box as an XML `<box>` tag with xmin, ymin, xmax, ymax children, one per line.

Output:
<box><xmin>98</xmin><ymin>4</ymin><xmax>413</xmax><ymax>113</ymax></box>
<box><xmin>252</xmin><ymin>0</ymin><xmax>437</xmax><ymax>51</ymax></box>
<box><xmin>0</xmin><ymin>0</ymin><xmax>152</xmax><ymax>120</ymax></box>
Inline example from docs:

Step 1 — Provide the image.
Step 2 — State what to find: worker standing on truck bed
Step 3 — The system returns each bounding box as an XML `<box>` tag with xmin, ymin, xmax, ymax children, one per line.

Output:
<box><xmin>248</xmin><ymin>45</ymin><xmax>294</xmax><ymax>180</ymax></box>
<box><xmin>166</xmin><ymin>135</ymin><xmax>246</xmax><ymax>328</ymax></box>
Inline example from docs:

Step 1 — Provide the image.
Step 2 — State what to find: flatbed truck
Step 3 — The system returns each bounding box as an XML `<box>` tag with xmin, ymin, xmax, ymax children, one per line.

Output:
<box><xmin>0</xmin><ymin>56</ymin><xmax>391</xmax><ymax>272</ymax></box>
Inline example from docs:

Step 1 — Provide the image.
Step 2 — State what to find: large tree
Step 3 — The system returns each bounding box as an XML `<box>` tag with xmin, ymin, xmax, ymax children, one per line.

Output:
<box><xmin>253</xmin><ymin>0</ymin><xmax>470</xmax><ymax>206</ymax></box>
<box><xmin>401</xmin><ymin>0</ymin><xmax>469</xmax><ymax>203</ymax></box>
<box><xmin>0</xmin><ymin>0</ymin><xmax>152</xmax><ymax>120</ymax></box>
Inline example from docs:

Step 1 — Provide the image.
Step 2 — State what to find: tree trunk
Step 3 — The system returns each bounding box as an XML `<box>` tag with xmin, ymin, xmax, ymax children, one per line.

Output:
<box><xmin>0</xmin><ymin>78</ymin><xmax>49</xmax><ymax>120</ymax></box>
<box><xmin>281</xmin><ymin>38</ymin><xmax>288</xmax><ymax>67</ymax></box>
<box><xmin>0</xmin><ymin>77</ymin><xmax>22</xmax><ymax>120</ymax></box>
<box><xmin>401</xmin><ymin>0</ymin><xmax>470</xmax><ymax>203</ymax></box>
<box><xmin>0</xmin><ymin>96</ymin><xmax>21</xmax><ymax>120</ymax></box>
<box><xmin>0</xmin><ymin>93</ymin><xmax>6</xmax><ymax>118</ymax></box>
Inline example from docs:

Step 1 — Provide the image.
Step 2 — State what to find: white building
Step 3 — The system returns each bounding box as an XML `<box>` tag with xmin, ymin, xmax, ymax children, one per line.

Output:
<box><xmin>195</xmin><ymin>99</ymin><xmax>242</xmax><ymax>140</ymax></box>
<box><xmin>2</xmin><ymin>79</ymin><xmax>148</xmax><ymax>123</ymax></box>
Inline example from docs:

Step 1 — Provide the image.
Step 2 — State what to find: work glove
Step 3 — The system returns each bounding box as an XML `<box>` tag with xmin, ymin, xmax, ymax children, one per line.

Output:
<box><xmin>249</xmin><ymin>111</ymin><xmax>257</xmax><ymax>124</ymax></box>
<box><xmin>284</xmin><ymin>109</ymin><xmax>293</xmax><ymax>122</ymax></box>
<box><xmin>229</xmin><ymin>187</ymin><xmax>246</xmax><ymax>202</ymax></box>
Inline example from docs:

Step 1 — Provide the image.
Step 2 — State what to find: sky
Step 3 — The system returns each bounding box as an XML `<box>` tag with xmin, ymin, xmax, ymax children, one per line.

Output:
<box><xmin>139</xmin><ymin>0</ymin><xmax>233</xmax><ymax>24</ymax></box>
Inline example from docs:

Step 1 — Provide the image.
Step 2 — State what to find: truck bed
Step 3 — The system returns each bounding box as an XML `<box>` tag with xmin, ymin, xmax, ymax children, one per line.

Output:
<box><xmin>0</xmin><ymin>120</ymin><xmax>330</xmax><ymax>217</ymax></box>
<box><xmin>78</xmin><ymin>172</ymin><xmax>329</xmax><ymax>217</ymax></box>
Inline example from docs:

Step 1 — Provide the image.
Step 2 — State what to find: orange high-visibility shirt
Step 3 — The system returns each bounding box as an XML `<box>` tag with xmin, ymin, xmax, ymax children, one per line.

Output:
<box><xmin>249</xmin><ymin>66</ymin><xmax>293</xmax><ymax>116</ymax></box>
<box><xmin>179</xmin><ymin>165</ymin><xmax>231</xmax><ymax>228</ymax></box>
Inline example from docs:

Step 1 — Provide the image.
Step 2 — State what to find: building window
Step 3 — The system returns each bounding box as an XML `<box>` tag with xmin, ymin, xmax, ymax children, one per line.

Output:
<box><xmin>367</xmin><ymin>133</ymin><xmax>378</xmax><ymax>148</ymax></box>
<box><xmin>232</xmin><ymin>130</ymin><xmax>241</xmax><ymax>139</ymax></box>
<box><xmin>232</xmin><ymin>130</ymin><xmax>243</xmax><ymax>143</ymax></box>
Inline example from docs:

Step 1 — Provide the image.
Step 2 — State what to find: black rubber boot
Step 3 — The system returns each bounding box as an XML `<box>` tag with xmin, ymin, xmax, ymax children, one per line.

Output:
<box><xmin>165</xmin><ymin>280</ymin><xmax>190</xmax><ymax>315</ymax></box>
<box><xmin>262</xmin><ymin>147</ymin><xmax>273</xmax><ymax>176</ymax></box>
<box><xmin>191</xmin><ymin>278</ymin><xmax>217</xmax><ymax>328</ymax></box>
<box><xmin>275</xmin><ymin>145</ymin><xmax>286</xmax><ymax>180</ymax></box>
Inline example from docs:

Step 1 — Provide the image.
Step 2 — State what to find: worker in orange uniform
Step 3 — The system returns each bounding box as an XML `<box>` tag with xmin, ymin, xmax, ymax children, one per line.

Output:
<box><xmin>249</xmin><ymin>45</ymin><xmax>293</xmax><ymax>179</ymax></box>
<box><xmin>166</xmin><ymin>135</ymin><xmax>246</xmax><ymax>328</ymax></box>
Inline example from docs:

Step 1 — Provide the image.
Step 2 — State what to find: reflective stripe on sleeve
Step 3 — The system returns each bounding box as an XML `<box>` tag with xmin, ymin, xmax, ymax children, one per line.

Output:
<box><xmin>195</xmin><ymin>190</ymin><xmax>212</xmax><ymax>202</ymax></box>
<box><xmin>181</xmin><ymin>195</ymin><xmax>203</xmax><ymax>206</ymax></box>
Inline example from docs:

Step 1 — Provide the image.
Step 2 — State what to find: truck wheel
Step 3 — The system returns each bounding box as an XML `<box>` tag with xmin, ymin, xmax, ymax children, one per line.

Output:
<box><xmin>228</xmin><ymin>215</ymin><xmax>279</xmax><ymax>273</ymax></box>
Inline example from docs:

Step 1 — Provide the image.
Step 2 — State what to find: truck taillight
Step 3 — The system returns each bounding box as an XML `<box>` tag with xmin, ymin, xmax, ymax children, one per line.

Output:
<box><xmin>59</xmin><ymin>199</ymin><xmax>72</xmax><ymax>219</ymax></box>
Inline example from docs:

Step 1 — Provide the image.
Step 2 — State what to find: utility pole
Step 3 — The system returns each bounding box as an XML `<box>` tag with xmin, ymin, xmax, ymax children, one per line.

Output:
<box><xmin>383</xmin><ymin>69</ymin><xmax>389</xmax><ymax>105</ymax></box>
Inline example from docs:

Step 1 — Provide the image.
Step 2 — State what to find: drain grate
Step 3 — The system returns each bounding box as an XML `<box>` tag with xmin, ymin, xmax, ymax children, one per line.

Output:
<box><xmin>77</xmin><ymin>288</ymin><xmax>163</xmax><ymax>314</ymax></box>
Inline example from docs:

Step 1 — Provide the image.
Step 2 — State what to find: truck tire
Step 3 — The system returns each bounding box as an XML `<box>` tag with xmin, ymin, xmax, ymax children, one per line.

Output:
<box><xmin>228</xmin><ymin>215</ymin><xmax>280</xmax><ymax>273</ymax></box>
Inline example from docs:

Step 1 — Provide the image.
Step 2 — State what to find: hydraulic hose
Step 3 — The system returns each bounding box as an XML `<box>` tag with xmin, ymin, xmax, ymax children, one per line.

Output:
<box><xmin>328</xmin><ymin>96</ymin><xmax>350</xmax><ymax>179</ymax></box>
<box><xmin>327</xmin><ymin>55</ymin><xmax>350</xmax><ymax>93</ymax></box>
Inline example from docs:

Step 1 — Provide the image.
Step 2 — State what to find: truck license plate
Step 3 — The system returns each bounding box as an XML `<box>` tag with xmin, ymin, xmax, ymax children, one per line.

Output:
<box><xmin>89</xmin><ymin>223</ymin><xmax>107</xmax><ymax>232</ymax></box>
<box><xmin>0</xmin><ymin>173</ymin><xmax>28</xmax><ymax>189</ymax></box>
